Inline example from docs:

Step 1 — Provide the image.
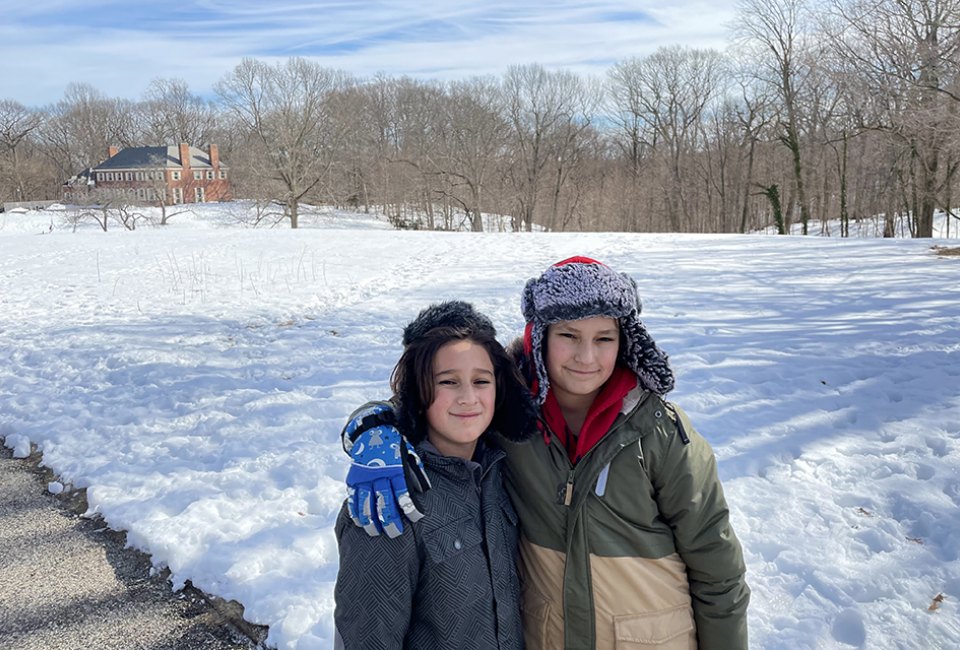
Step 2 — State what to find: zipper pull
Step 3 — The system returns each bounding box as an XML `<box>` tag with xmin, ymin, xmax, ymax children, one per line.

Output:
<box><xmin>563</xmin><ymin>474</ymin><xmax>574</xmax><ymax>506</ymax></box>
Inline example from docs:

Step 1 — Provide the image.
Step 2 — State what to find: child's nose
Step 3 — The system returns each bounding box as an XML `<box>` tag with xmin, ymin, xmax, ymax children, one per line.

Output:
<box><xmin>575</xmin><ymin>342</ymin><xmax>596</xmax><ymax>363</ymax></box>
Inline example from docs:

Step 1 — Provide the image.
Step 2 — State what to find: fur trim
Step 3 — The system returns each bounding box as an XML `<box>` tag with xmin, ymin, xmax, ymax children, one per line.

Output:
<box><xmin>402</xmin><ymin>300</ymin><xmax>496</xmax><ymax>346</ymax></box>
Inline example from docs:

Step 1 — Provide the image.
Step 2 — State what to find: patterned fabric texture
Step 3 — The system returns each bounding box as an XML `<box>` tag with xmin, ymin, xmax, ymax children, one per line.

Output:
<box><xmin>334</xmin><ymin>440</ymin><xmax>523</xmax><ymax>650</ymax></box>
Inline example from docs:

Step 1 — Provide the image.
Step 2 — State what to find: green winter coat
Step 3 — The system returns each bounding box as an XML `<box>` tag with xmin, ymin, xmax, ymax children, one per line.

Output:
<box><xmin>494</xmin><ymin>386</ymin><xmax>750</xmax><ymax>650</ymax></box>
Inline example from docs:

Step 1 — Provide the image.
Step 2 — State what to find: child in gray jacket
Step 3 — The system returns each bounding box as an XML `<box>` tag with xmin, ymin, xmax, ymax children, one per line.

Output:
<box><xmin>334</xmin><ymin>301</ymin><xmax>536</xmax><ymax>649</ymax></box>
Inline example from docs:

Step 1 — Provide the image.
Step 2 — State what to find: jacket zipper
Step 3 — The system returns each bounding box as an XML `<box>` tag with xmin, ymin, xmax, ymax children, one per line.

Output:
<box><xmin>554</xmin><ymin>390</ymin><xmax>651</xmax><ymax>508</ymax></box>
<box><xmin>563</xmin><ymin>470</ymin><xmax>575</xmax><ymax>506</ymax></box>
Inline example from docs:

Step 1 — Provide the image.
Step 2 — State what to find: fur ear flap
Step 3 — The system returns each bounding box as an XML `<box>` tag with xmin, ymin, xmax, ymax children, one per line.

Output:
<box><xmin>619</xmin><ymin>316</ymin><xmax>674</xmax><ymax>395</ymax></box>
<box><xmin>520</xmin><ymin>278</ymin><xmax>539</xmax><ymax>321</ymax></box>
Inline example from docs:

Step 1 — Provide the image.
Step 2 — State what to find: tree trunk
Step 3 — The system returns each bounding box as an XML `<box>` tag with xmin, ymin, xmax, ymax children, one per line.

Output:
<box><xmin>289</xmin><ymin>199</ymin><xmax>299</xmax><ymax>229</ymax></box>
<box><xmin>784</xmin><ymin>124</ymin><xmax>811</xmax><ymax>235</ymax></box>
<box><xmin>762</xmin><ymin>184</ymin><xmax>786</xmax><ymax>235</ymax></box>
<box><xmin>839</xmin><ymin>132</ymin><xmax>849</xmax><ymax>238</ymax></box>
<box><xmin>740</xmin><ymin>138</ymin><xmax>757</xmax><ymax>234</ymax></box>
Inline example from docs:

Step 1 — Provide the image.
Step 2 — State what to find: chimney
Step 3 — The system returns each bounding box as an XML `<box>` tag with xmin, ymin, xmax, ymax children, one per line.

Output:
<box><xmin>208</xmin><ymin>143</ymin><xmax>219</xmax><ymax>169</ymax></box>
<box><xmin>179</xmin><ymin>143</ymin><xmax>191</xmax><ymax>169</ymax></box>
<box><xmin>107</xmin><ymin>145</ymin><xmax>119</xmax><ymax>159</ymax></box>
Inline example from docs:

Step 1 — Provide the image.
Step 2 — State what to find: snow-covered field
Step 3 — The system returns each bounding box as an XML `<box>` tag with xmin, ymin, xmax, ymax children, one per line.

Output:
<box><xmin>1</xmin><ymin>204</ymin><xmax>958</xmax><ymax>649</ymax></box>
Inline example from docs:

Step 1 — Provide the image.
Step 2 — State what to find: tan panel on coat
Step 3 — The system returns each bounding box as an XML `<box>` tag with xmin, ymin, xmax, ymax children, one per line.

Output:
<box><xmin>519</xmin><ymin>538</ymin><xmax>565</xmax><ymax>649</ymax></box>
<box><xmin>518</xmin><ymin>538</ymin><xmax>697</xmax><ymax>649</ymax></box>
<box><xmin>592</xmin><ymin>553</ymin><xmax>696</xmax><ymax>648</ymax></box>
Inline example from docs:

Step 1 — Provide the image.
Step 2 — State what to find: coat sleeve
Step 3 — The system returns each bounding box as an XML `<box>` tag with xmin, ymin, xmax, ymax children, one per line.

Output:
<box><xmin>649</xmin><ymin>403</ymin><xmax>751</xmax><ymax>650</ymax></box>
<box><xmin>334</xmin><ymin>501</ymin><xmax>420</xmax><ymax>649</ymax></box>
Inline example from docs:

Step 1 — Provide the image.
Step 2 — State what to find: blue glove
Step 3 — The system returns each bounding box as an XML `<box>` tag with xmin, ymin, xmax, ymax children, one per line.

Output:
<box><xmin>342</xmin><ymin>403</ymin><xmax>430</xmax><ymax>538</ymax></box>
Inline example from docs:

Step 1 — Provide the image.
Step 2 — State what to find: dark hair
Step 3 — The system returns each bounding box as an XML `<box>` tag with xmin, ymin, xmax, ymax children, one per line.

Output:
<box><xmin>390</xmin><ymin>325</ymin><xmax>535</xmax><ymax>445</ymax></box>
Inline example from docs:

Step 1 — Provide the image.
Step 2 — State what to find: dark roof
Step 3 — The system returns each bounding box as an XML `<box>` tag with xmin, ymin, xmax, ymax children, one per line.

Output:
<box><xmin>93</xmin><ymin>145</ymin><xmax>225</xmax><ymax>171</ymax></box>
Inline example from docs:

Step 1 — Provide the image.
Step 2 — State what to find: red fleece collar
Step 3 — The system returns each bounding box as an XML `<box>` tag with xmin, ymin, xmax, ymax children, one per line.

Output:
<box><xmin>542</xmin><ymin>366</ymin><xmax>637</xmax><ymax>464</ymax></box>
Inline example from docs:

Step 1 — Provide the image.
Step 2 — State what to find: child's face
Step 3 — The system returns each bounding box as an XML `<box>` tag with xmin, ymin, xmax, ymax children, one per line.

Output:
<box><xmin>546</xmin><ymin>316</ymin><xmax>619</xmax><ymax>405</ymax></box>
<box><xmin>425</xmin><ymin>339</ymin><xmax>496</xmax><ymax>459</ymax></box>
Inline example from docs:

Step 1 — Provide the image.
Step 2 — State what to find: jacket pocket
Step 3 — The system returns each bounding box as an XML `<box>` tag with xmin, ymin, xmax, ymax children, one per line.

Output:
<box><xmin>614</xmin><ymin>604</ymin><xmax>696</xmax><ymax>649</ymax></box>
<box><xmin>422</xmin><ymin>518</ymin><xmax>482</xmax><ymax>565</ymax></box>
<box><xmin>522</xmin><ymin>587</ymin><xmax>562</xmax><ymax>650</ymax></box>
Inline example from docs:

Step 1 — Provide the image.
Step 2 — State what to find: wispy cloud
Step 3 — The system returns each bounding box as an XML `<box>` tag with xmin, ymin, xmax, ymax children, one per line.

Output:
<box><xmin>2</xmin><ymin>1</ymin><xmax>737</xmax><ymax>106</ymax></box>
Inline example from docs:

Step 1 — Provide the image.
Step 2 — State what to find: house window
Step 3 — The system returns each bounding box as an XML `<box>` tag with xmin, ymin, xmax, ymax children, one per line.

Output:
<box><xmin>137</xmin><ymin>188</ymin><xmax>145</xmax><ymax>200</ymax></box>
<box><xmin>195</xmin><ymin>187</ymin><xmax>205</xmax><ymax>203</ymax></box>
<box><xmin>193</xmin><ymin>170</ymin><xmax>202</xmax><ymax>181</ymax></box>
<box><xmin>125</xmin><ymin>172</ymin><xmax>133</xmax><ymax>181</ymax></box>
<box><xmin>136</xmin><ymin>171</ymin><xmax>143</xmax><ymax>181</ymax></box>
<box><xmin>172</xmin><ymin>171</ymin><xmax>181</xmax><ymax>180</ymax></box>
<box><xmin>97</xmin><ymin>173</ymin><xmax>105</xmax><ymax>182</ymax></box>
<box><xmin>206</xmin><ymin>170</ymin><xmax>214</xmax><ymax>180</ymax></box>
<box><xmin>219</xmin><ymin>170</ymin><xmax>227</xmax><ymax>179</ymax></box>
<box><xmin>173</xmin><ymin>188</ymin><xmax>183</xmax><ymax>204</ymax></box>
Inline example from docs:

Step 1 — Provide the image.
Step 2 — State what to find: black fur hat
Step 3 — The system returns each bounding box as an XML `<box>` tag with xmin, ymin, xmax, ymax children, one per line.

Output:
<box><xmin>402</xmin><ymin>300</ymin><xmax>496</xmax><ymax>347</ymax></box>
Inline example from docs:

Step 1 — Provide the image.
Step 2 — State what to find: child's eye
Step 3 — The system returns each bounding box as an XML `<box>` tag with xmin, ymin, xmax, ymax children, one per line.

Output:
<box><xmin>597</xmin><ymin>336</ymin><xmax>616</xmax><ymax>343</ymax></box>
<box><xmin>559</xmin><ymin>332</ymin><xmax>577</xmax><ymax>339</ymax></box>
<box><xmin>437</xmin><ymin>379</ymin><xmax>457</xmax><ymax>386</ymax></box>
<box><xmin>474</xmin><ymin>379</ymin><xmax>492</xmax><ymax>385</ymax></box>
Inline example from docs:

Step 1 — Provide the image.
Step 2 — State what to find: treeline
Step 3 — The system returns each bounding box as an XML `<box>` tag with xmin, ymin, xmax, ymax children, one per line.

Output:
<box><xmin>3</xmin><ymin>0</ymin><xmax>960</xmax><ymax>236</ymax></box>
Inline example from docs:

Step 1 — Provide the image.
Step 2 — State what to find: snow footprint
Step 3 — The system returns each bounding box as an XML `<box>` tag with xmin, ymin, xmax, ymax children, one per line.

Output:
<box><xmin>925</xmin><ymin>435</ymin><xmax>949</xmax><ymax>458</ymax></box>
<box><xmin>831</xmin><ymin>608</ymin><xmax>866</xmax><ymax>648</ymax></box>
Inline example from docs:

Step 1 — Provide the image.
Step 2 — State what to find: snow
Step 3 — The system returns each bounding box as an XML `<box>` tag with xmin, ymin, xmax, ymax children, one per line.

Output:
<box><xmin>1</xmin><ymin>203</ymin><xmax>958</xmax><ymax>649</ymax></box>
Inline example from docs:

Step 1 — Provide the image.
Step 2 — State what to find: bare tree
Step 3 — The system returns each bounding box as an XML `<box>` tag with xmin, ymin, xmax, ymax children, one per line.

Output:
<box><xmin>215</xmin><ymin>58</ymin><xmax>352</xmax><ymax>228</ymax></box>
<box><xmin>608</xmin><ymin>46</ymin><xmax>726</xmax><ymax>231</ymax></box>
<box><xmin>39</xmin><ymin>83</ymin><xmax>138</xmax><ymax>182</ymax></box>
<box><xmin>501</xmin><ymin>64</ymin><xmax>596</xmax><ymax>231</ymax></box>
<box><xmin>425</xmin><ymin>77</ymin><xmax>510</xmax><ymax>231</ymax></box>
<box><xmin>735</xmin><ymin>0</ymin><xmax>818</xmax><ymax>234</ymax></box>
<box><xmin>383</xmin><ymin>77</ymin><xmax>448</xmax><ymax>228</ymax></box>
<box><xmin>824</xmin><ymin>0</ymin><xmax>960</xmax><ymax>237</ymax></box>
<box><xmin>137</xmin><ymin>78</ymin><xmax>219</xmax><ymax>145</ymax></box>
<box><xmin>0</xmin><ymin>99</ymin><xmax>43</xmax><ymax>202</ymax></box>
<box><xmin>733</xmin><ymin>81</ymin><xmax>777</xmax><ymax>233</ymax></box>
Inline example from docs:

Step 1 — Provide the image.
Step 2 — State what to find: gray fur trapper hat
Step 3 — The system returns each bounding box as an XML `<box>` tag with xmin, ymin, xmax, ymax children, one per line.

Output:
<box><xmin>520</xmin><ymin>256</ymin><xmax>675</xmax><ymax>404</ymax></box>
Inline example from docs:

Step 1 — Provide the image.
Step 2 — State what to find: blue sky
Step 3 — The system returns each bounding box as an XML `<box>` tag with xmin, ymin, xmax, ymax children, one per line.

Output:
<box><xmin>2</xmin><ymin>1</ymin><xmax>737</xmax><ymax>107</ymax></box>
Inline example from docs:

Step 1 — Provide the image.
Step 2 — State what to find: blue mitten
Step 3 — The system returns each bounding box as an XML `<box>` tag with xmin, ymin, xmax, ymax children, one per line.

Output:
<box><xmin>342</xmin><ymin>403</ymin><xmax>430</xmax><ymax>538</ymax></box>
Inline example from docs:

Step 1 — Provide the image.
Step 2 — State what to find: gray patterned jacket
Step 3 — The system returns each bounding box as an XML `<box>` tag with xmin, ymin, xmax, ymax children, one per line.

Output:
<box><xmin>334</xmin><ymin>439</ymin><xmax>524</xmax><ymax>649</ymax></box>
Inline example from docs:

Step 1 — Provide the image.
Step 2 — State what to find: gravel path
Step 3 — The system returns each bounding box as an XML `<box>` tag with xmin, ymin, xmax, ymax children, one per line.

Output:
<box><xmin>0</xmin><ymin>443</ymin><xmax>268</xmax><ymax>650</ymax></box>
